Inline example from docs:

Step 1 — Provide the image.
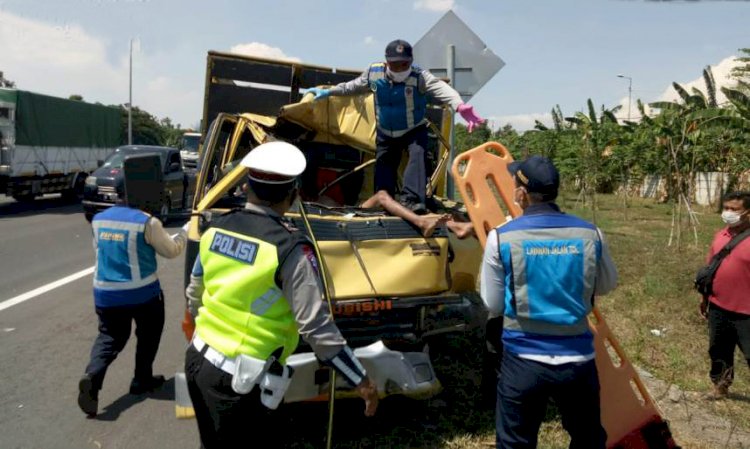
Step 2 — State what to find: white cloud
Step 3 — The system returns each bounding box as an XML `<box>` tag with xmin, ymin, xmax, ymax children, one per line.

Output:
<box><xmin>611</xmin><ymin>56</ymin><xmax>740</xmax><ymax>123</ymax></box>
<box><xmin>0</xmin><ymin>11</ymin><xmax>124</xmax><ymax>101</ymax></box>
<box><xmin>613</xmin><ymin>95</ymin><xmax>653</xmax><ymax>122</ymax></box>
<box><xmin>364</xmin><ymin>36</ymin><xmax>376</xmax><ymax>46</ymax></box>
<box><xmin>658</xmin><ymin>55</ymin><xmax>740</xmax><ymax>106</ymax></box>
<box><xmin>413</xmin><ymin>0</ymin><xmax>454</xmax><ymax>12</ymax></box>
<box><xmin>229</xmin><ymin>42</ymin><xmax>300</xmax><ymax>62</ymax></box>
<box><xmin>489</xmin><ymin>113</ymin><xmax>553</xmax><ymax>132</ymax></box>
<box><xmin>0</xmin><ymin>10</ymin><xmax>201</xmax><ymax>129</ymax></box>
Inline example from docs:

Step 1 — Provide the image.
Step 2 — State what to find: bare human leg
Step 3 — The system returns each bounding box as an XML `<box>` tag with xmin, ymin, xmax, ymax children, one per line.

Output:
<box><xmin>361</xmin><ymin>190</ymin><xmax>449</xmax><ymax>238</ymax></box>
<box><xmin>446</xmin><ymin>218</ymin><xmax>476</xmax><ymax>240</ymax></box>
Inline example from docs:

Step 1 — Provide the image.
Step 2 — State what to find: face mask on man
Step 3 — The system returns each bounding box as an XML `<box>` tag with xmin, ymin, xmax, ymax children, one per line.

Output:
<box><xmin>721</xmin><ymin>210</ymin><xmax>747</xmax><ymax>227</ymax></box>
<box><xmin>386</xmin><ymin>66</ymin><xmax>411</xmax><ymax>83</ymax></box>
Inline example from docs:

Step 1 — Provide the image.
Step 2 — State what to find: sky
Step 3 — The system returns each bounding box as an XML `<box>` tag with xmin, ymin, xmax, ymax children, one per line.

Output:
<box><xmin>0</xmin><ymin>0</ymin><xmax>748</xmax><ymax>131</ymax></box>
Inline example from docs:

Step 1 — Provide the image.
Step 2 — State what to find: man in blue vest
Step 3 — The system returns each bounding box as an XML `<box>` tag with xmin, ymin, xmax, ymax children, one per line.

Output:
<box><xmin>306</xmin><ymin>39</ymin><xmax>484</xmax><ymax>214</ymax></box>
<box><xmin>480</xmin><ymin>156</ymin><xmax>618</xmax><ymax>448</ymax></box>
<box><xmin>77</xmin><ymin>180</ymin><xmax>187</xmax><ymax>417</ymax></box>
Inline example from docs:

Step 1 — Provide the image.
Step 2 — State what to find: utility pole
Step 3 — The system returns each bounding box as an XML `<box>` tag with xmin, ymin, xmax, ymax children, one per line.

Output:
<box><xmin>128</xmin><ymin>38</ymin><xmax>133</xmax><ymax>145</ymax></box>
<box><xmin>617</xmin><ymin>74</ymin><xmax>632</xmax><ymax>121</ymax></box>
<box><xmin>446</xmin><ymin>44</ymin><xmax>456</xmax><ymax>199</ymax></box>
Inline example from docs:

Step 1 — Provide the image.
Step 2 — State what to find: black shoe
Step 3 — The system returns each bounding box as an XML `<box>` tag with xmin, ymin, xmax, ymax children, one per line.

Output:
<box><xmin>78</xmin><ymin>374</ymin><xmax>98</xmax><ymax>417</ymax></box>
<box><xmin>129</xmin><ymin>375</ymin><xmax>165</xmax><ymax>395</ymax></box>
<box><xmin>399</xmin><ymin>198</ymin><xmax>428</xmax><ymax>215</ymax></box>
<box><xmin>409</xmin><ymin>202</ymin><xmax>428</xmax><ymax>215</ymax></box>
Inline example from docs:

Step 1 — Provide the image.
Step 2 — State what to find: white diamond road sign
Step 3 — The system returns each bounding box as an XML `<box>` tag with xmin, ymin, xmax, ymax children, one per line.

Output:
<box><xmin>413</xmin><ymin>10</ymin><xmax>504</xmax><ymax>102</ymax></box>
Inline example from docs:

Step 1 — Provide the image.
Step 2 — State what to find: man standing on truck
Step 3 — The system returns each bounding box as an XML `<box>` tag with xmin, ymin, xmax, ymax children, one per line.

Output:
<box><xmin>480</xmin><ymin>156</ymin><xmax>617</xmax><ymax>448</ymax></box>
<box><xmin>306</xmin><ymin>39</ymin><xmax>485</xmax><ymax>214</ymax></box>
<box><xmin>184</xmin><ymin>142</ymin><xmax>378</xmax><ymax>449</ymax></box>
<box><xmin>77</xmin><ymin>179</ymin><xmax>188</xmax><ymax>417</ymax></box>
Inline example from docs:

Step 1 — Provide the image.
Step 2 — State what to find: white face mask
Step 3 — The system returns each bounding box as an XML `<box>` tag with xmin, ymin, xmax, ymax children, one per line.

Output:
<box><xmin>721</xmin><ymin>210</ymin><xmax>746</xmax><ymax>226</ymax></box>
<box><xmin>386</xmin><ymin>66</ymin><xmax>411</xmax><ymax>83</ymax></box>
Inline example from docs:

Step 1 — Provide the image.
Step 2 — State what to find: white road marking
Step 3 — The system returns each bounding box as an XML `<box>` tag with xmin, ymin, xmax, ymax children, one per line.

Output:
<box><xmin>0</xmin><ymin>267</ymin><xmax>94</xmax><ymax>313</ymax></box>
<box><xmin>0</xmin><ymin>232</ymin><xmax>181</xmax><ymax>313</ymax></box>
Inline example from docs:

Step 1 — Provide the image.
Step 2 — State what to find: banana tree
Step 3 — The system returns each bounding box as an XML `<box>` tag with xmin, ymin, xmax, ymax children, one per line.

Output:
<box><xmin>647</xmin><ymin>67</ymin><xmax>722</xmax><ymax>246</ymax></box>
<box><xmin>532</xmin><ymin>104</ymin><xmax>573</xmax><ymax>160</ymax></box>
<box><xmin>564</xmin><ymin>99</ymin><xmax>622</xmax><ymax>221</ymax></box>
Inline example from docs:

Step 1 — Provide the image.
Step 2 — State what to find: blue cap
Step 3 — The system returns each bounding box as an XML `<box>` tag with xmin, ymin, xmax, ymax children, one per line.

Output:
<box><xmin>385</xmin><ymin>39</ymin><xmax>413</xmax><ymax>62</ymax></box>
<box><xmin>507</xmin><ymin>155</ymin><xmax>559</xmax><ymax>195</ymax></box>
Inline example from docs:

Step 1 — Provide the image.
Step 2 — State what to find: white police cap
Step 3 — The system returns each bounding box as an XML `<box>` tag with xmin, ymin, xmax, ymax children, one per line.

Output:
<box><xmin>240</xmin><ymin>141</ymin><xmax>306</xmax><ymax>184</ymax></box>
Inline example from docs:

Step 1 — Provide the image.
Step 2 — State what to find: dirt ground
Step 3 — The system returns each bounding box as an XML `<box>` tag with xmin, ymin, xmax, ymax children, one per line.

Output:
<box><xmin>638</xmin><ymin>368</ymin><xmax>750</xmax><ymax>448</ymax></box>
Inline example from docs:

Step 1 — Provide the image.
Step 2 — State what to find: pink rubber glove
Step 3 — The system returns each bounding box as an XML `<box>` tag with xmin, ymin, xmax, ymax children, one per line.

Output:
<box><xmin>456</xmin><ymin>103</ymin><xmax>485</xmax><ymax>133</ymax></box>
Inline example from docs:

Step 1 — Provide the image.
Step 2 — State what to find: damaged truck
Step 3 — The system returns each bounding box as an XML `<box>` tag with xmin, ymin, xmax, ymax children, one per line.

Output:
<box><xmin>180</xmin><ymin>51</ymin><xmax>491</xmax><ymax>406</ymax></box>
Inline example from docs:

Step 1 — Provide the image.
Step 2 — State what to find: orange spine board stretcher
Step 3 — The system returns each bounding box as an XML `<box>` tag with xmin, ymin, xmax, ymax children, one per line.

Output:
<box><xmin>451</xmin><ymin>142</ymin><xmax>679</xmax><ymax>449</ymax></box>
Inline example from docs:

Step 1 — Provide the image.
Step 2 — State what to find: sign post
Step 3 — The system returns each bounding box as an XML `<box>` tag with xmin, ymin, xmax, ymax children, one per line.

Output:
<box><xmin>414</xmin><ymin>10</ymin><xmax>505</xmax><ymax>198</ymax></box>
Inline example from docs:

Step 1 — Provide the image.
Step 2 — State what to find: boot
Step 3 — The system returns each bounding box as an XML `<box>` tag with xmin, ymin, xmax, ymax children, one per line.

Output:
<box><xmin>706</xmin><ymin>382</ymin><xmax>729</xmax><ymax>400</ymax></box>
<box><xmin>129</xmin><ymin>375</ymin><xmax>165</xmax><ymax>395</ymax></box>
<box><xmin>77</xmin><ymin>374</ymin><xmax>99</xmax><ymax>417</ymax></box>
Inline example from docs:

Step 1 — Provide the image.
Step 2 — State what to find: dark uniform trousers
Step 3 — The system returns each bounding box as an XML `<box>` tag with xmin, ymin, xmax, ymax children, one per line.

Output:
<box><xmin>708</xmin><ymin>303</ymin><xmax>750</xmax><ymax>386</ymax></box>
<box><xmin>185</xmin><ymin>345</ymin><xmax>285</xmax><ymax>449</ymax></box>
<box><xmin>497</xmin><ymin>351</ymin><xmax>606</xmax><ymax>449</ymax></box>
<box><xmin>375</xmin><ymin>124</ymin><xmax>429</xmax><ymax>206</ymax></box>
<box><xmin>85</xmin><ymin>292</ymin><xmax>165</xmax><ymax>390</ymax></box>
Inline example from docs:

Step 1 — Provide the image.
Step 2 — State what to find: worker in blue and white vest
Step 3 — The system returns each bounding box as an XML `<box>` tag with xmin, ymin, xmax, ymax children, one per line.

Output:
<box><xmin>184</xmin><ymin>142</ymin><xmax>378</xmax><ymax>449</ymax></box>
<box><xmin>480</xmin><ymin>156</ymin><xmax>618</xmax><ymax>449</ymax></box>
<box><xmin>305</xmin><ymin>39</ymin><xmax>485</xmax><ymax>214</ymax></box>
<box><xmin>77</xmin><ymin>180</ymin><xmax>187</xmax><ymax>417</ymax></box>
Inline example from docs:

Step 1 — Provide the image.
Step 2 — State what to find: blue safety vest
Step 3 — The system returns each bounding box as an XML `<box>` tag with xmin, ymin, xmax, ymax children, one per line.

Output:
<box><xmin>367</xmin><ymin>63</ymin><xmax>428</xmax><ymax>137</ymax></box>
<box><xmin>91</xmin><ymin>206</ymin><xmax>160</xmax><ymax>307</ymax></box>
<box><xmin>496</xmin><ymin>212</ymin><xmax>602</xmax><ymax>357</ymax></box>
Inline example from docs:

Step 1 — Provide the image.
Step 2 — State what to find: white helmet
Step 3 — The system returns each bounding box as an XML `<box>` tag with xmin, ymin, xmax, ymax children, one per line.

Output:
<box><xmin>240</xmin><ymin>141</ymin><xmax>306</xmax><ymax>184</ymax></box>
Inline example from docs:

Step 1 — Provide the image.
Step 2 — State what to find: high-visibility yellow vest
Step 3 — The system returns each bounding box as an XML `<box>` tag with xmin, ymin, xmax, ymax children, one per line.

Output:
<box><xmin>195</xmin><ymin>210</ymin><xmax>308</xmax><ymax>363</ymax></box>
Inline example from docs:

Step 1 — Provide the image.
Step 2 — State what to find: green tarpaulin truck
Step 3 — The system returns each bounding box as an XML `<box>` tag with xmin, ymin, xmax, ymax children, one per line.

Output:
<box><xmin>0</xmin><ymin>88</ymin><xmax>120</xmax><ymax>201</ymax></box>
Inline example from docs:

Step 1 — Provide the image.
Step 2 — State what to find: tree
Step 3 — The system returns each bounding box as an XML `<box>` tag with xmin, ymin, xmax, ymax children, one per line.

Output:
<box><xmin>647</xmin><ymin>68</ymin><xmax>723</xmax><ymax>247</ymax></box>
<box><xmin>455</xmin><ymin>121</ymin><xmax>492</xmax><ymax>154</ymax></box>
<box><xmin>0</xmin><ymin>71</ymin><xmax>16</xmax><ymax>88</ymax></box>
<box><xmin>118</xmin><ymin>106</ymin><xmax>166</xmax><ymax>146</ymax></box>
<box><xmin>730</xmin><ymin>48</ymin><xmax>750</xmax><ymax>92</ymax></box>
<box><xmin>69</xmin><ymin>94</ymin><xmax>84</xmax><ymax>101</ymax></box>
<box><xmin>563</xmin><ymin>99</ymin><xmax>622</xmax><ymax>221</ymax></box>
<box><xmin>160</xmin><ymin>117</ymin><xmax>184</xmax><ymax>148</ymax></box>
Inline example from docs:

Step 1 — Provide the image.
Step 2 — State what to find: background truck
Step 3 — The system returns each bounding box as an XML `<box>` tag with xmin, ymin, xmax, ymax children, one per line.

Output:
<box><xmin>0</xmin><ymin>88</ymin><xmax>120</xmax><ymax>202</ymax></box>
<box><xmin>82</xmin><ymin>145</ymin><xmax>197</xmax><ymax>222</ymax></box>
<box><xmin>179</xmin><ymin>131</ymin><xmax>201</xmax><ymax>171</ymax></box>
<box><xmin>181</xmin><ymin>51</ymin><xmax>491</xmax><ymax>406</ymax></box>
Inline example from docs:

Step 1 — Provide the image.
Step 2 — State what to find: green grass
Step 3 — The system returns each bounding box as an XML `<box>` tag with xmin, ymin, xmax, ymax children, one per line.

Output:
<box><xmin>561</xmin><ymin>192</ymin><xmax>750</xmax><ymax>446</ymax></box>
<box><xmin>277</xmin><ymin>193</ymin><xmax>749</xmax><ymax>448</ymax></box>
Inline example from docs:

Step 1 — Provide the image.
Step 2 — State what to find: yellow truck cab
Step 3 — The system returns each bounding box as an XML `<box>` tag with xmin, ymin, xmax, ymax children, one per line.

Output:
<box><xmin>183</xmin><ymin>51</ymin><xmax>488</xmax><ymax>403</ymax></box>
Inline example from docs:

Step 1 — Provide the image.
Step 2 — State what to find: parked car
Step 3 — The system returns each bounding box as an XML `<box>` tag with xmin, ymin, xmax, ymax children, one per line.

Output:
<box><xmin>82</xmin><ymin>145</ymin><xmax>196</xmax><ymax>222</ymax></box>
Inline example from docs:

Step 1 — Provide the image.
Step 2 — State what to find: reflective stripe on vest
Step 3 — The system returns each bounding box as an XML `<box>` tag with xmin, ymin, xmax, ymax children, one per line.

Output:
<box><xmin>497</xmin><ymin>215</ymin><xmax>601</xmax><ymax>336</ymax></box>
<box><xmin>195</xmin><ymin>226</ymin><xmax>299</xmax><ymax>363</ymax></box>
<box><xmin>368</xmin><ymin>63</ymin><xmax>428</xmax><ymax>137</ymax></box>
<box><xmin>92</xmin><ymin>207</ymin><xmax>158</xmax><ymax>299</ymax></box>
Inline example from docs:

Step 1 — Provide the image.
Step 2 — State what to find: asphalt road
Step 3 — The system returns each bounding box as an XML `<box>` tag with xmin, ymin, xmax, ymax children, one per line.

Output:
<box><xmin>0</xmin><ymin>195</ymin><xmax>486</xmax><ymax>449</ymax></box>
<box><xmin>0</xmin><ymin>195</ymin><xmax>199</xmax><ymax>449</ymax></box>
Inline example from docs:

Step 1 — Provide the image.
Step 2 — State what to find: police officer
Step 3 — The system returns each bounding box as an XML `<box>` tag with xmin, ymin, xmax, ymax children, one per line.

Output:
<box><xmin>306</xmin><ymin>39</ymin><xmax>484</xmax><ymax>214</ymax></box>
<box><xmin>78</xmin><ymin>179</ymin><xmax>187</xmax><ymax>417</ymax></box>
<box><xmin>480</xmin><ymin>156</ymin><xmax>618</xmax><ymax>449</ymax></box>
<box><xmin>184</xmin><ymin>141</ymin><xmax>378</xmax><ymax>449</ymax></box>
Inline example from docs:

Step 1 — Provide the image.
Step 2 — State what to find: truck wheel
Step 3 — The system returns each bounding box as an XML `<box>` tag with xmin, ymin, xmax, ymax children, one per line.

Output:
<box><xmin>62</xmin><ymin>174</ymin><xmax>85</xmax><ymax>203</ymax></box>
